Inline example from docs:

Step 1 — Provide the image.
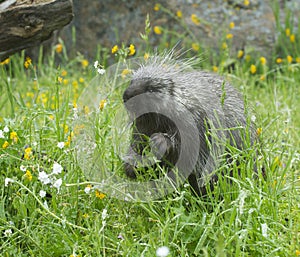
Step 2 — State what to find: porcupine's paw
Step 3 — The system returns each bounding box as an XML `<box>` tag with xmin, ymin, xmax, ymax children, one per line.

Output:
<box><xmin>149</xmin><ymin>133</ymin><xmax>172</xmax><ymax>160</ymax></box>
<box><xmin>124</xmin><ymin>161</ymin><xmax>137</xmax><ymax>179</ymax></box>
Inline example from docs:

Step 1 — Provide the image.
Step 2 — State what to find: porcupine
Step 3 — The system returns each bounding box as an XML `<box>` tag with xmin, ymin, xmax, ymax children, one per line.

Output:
<box><xmin>122</xmin><ymin>53</ymin><xmax>256</xmax><ymax>195</ymax></box>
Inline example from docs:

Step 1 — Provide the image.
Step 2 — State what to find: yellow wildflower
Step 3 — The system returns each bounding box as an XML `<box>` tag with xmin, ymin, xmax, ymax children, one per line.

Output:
<box><xmin>287</xmin><ymin>55</ymin><xmax>293</xmax><ymax>63</ymax></box>
<box><xmin>285</xmin><ymin>28</ymin><xmax>290</xmax><ymax>37</ymax></box>
<box><xmin>81</xmin><ymin>59</ymin><xmax>89</xmax><ymax>68</ymax></box>
<box><xmin>121</xmin><ymin>69</ymin><xmax>132</xmax><ymax>78</ymax></box>
<box><xmin>237</xmin><ymin>50</ymin><xmax>244</xmax><ymax>58</ymax></box>
<box><xmin>176</xmin><ymin>10</ymin><xmax>182</xmax><ymax>18</ymax></box>
<box><xmin>0</xmin><ymin>58</ymin><xmax>10</xmax><ymax>65</ymax></box>
<box><xmin>10</xmin><ymin>131</ymin><xmax>18</xmax><ymax>143</ymax></box>
<box><xmin>57</xmin><ymin>77</ymin><xmax>63</xmax><ymax>83</ymax></box>
<box><xmin>72</xmin><ymin>80</ymin><xmax>78</xmax><ymax>89</ymax></box>
<box><xmin>244</xmin><ymin>0</ymin><xmax>250</xmax><ymax>6</ymax></box>
<box><xmin>256</xmin><ymin>127</ymin><xmax>262</xmax><ymax>136</ymax></box>
<box><xmin>61</xmin><ymin>70</ymin><xmax>67</xmax><ymax>77</ymax></box>
<box><xmin>63</xmin><ymin>79</ymin><xmax>69</xmax><ymax>85</ymax></box>
<box><xmin>226</xmin><ymin>33</ymin><xmax>233</xmax><ymax>39</ymax></box>
<box><xmin>144</xmin><ymin>53</ymin><xmax>150</xmax><ymax>60</ymax></box>
<box><xmin>191</xmin><ymin>43</ymin><xmax>200</xmax><ymax>51</ymax></box>
<box><xmin>83</xmin><ymin>106</ymin><xmax>89</xmax><ymax>115</ymax></box>
<box><xmin>154</xmin><ymin>3</ymin><xmax>160</xmax><ymax>11</ymax></box>
<box><xmin>260</xmin><ymin>75</ymin><xmax>265</xmax><ymax>81</ymax></box>
<box><xmin>296</xmin><ymin>57</ymin><xmax>300</xmax><ymax>63</ymax></box>
<box><xmin>24</xmin><ymin>170</ymin><xmax>33</xmax><ymax>181</ymax></box>
<box><xmin>153</xmin><ymin>26</ymin><xmax>162</xmax><ymax>35</ymax></box>
<box><xmin>274</xmin><ymin>156</ymin><xmax>282</xmax><ymax>167</ymax></box>
<box><xmin>276</xmin><ymin>58</ymin><xmax>282</xmax><ymax>64</ymax></box>
<box><xmin>290</xmin><ymin>34</ymin><xmax>295</xmax><ymax>43</ymax></box>
<box><xmin>111</xmin><ymin>45</ymin><xmax>119</xmax><ymax>54</ymax></box>
<box><xmin>63</xmin><ymin>124</ymin><xmax>69</xmax><ymax>134</ymax></box>
<box><xmin>296</xmin><ymin>250</ymin><xmax>300</xmax><ymax>256</ymax></box>
<box><xmin>250</xmin><ymin>64</ymin><xmax>257</xmax><ymax>74</ymax></box>
<box><xmin>79</xmin><ymin>77</ymin><xmax>84</xmax><ymax>83</ymax></box>
<box><xmin>82</xmin><ymin>213</ymin><xmax>89</xmax><ymax>219</ymax></box>
<box><xmin>24</xmin><ymin>57</ymin><xmax>32</xmax><ymax>69</ymax></box>
<box><xmin>24</xmin><ymin>147</ymin><xmax>33</xmax><ymax>160</ymax></box>
<box><xmin>229</xmin><ymin>22</ymin><xmax>235</xmax><ymax>29</ymax></box>
<box><xmin>260</xmin><ymin>56</ymin><xmax>267</xmax><ymax>65</ymax></box>
<box><xmin>222</xmin><ymin>42</ymin><xmax>228</xmax><ymax>50</ymax></box>
<box><xmin>245</xmin><ymin>54</ymin><xmax>251</xmax><ymax>62</ymax></box>
<box><xmin>191</xmin><ymin>14</ymin><xmax>200</xmax><ymax>25</ymax></box>
<box><xmin>55</xmin><ymin>43</ymin><xmax>63</xmax><ymax>53</ymax></box>
<box><xmin>95</xmin><ymin>190</ymin><xmax>106</xmax><ymax>199</ymax></box>
<box><xmin>212</xmin><ymin>66</ymin><xmax>218</xmax><ymax>72</ymax></box>
<box><xmin>2</xmin><ymin>141</ymin><xmax>9</xmax><ymax>149</ymax></box>
<box><xmin>99</xmin><ymin>99</ymin><xmax>107</xmax><ymax>111</ymax></box>
<box><xmin>49</xmin><ymin>114</ymin><xmax>55</xmax><ymax>120</ymax></box>
<box><xmin>128</xmin><ymin>44</ymin><xmax>136</xmax><ymax>56</ymax></box>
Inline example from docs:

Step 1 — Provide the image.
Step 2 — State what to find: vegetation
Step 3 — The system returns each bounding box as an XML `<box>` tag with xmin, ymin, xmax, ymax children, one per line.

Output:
<box><xmin>0</xmin><ymin>2</ymin><xmax>299</xmax><ymax>256</ymax></box>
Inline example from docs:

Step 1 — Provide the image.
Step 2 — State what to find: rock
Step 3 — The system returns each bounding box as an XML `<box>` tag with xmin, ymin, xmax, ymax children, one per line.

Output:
<box><xmin>10</xmin><ymin>0</ymin><xmax>300</xmax><ymax>60</ymax></box>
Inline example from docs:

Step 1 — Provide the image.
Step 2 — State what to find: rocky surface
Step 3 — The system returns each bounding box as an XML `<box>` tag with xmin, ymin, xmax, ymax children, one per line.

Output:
<box><xmin>46</xmin><ymin>0</ymin><xmax>300</xmax><ymax>58</ymax></box>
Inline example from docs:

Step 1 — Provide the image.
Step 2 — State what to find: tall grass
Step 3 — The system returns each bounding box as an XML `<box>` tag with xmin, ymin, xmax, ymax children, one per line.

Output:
<box><xmin>0</xmin><ymin>2</ymin><xmax>299</xmax><ymax>256</ymax></box>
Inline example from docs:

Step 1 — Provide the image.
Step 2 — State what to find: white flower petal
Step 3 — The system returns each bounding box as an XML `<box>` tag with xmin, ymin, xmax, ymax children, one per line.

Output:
<box><xmin>53</xmin><ymin>178</ymin><xmax>62</xmax><ymax>192</ymax></box>
<box><xmin>20</xmin><ymin>165</ymin><xmax>26</xmax><ymax>172</ymax></box>
<box><xmin>38</xmin><ymin>171</ymin><xmax>51</xmax><ymax>185</ymax></box>
<box><xmin>0</xmin><ymin>130</ymin><xmax>4</xmax><ymax>138</ymax></box>
<box><xmin>94</xmin><ymin>60</ymin><xmax>99</xmax><ymax>69</ymax></box>
<box><xmin>4</xmin><ymin>178</ymin><xmax>14</xmax><ymax>186</ymax></box>
<box><xmin>57</xmin><ymin>142</ymin><xmax>65</xmax><ymax>149</ymax></box>
<box><xmin>4</xmin><ymin>229</ymin><xmax>12</xmax><ymax>237</ymax></box>
<box><xmin>97</xmin><ymin>68</ymin><xmax>105</xmax><ymax>75</ymax></box>
<box><xmin>84</xmin><ymin>186</ymin><xmax>91</xmax><ymax>194</ymax></box>
<box><xmin>39</xmin><ymin>190</ymin><xmax>46</xmax><ymax>198</ymax></box>
<box><xmin>3</xmin><ymin>126</ymin><xmax>9</xmax><ymax>133</ymax></box>
<box><xmin>52</xmin><ymin>162</ymin><xmax>63</xmax><ymax>174</ymax></box>
<box><xmin>101</xmin><ymin>208</ymin><xmax>108</xmax><ymax>220</ymax></box>
<box><xmin>156</xmin><ymin>246</ymin><xmax>170</xmax><ymax>257</ymax></box>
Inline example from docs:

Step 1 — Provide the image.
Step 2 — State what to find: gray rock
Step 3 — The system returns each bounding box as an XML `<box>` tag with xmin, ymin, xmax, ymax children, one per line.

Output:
<box><xmin>50</xmin><ymin>0</ymin><xmax>300</xmax><ymax>59</ymax></box>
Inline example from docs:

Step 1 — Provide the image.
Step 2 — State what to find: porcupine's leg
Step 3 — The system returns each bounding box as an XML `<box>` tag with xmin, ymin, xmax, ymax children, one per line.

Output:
<box><xmin>124</xmin><ymin>132</ymin><xmax>174</xmax><ymax>179</ymax></box>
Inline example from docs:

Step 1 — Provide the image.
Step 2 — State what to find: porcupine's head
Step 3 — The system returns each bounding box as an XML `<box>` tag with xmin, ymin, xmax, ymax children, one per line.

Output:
<box><xmin>122</xmin><ymin>53</ymin><xmax>194</xmax><ymax>131</ymax></box>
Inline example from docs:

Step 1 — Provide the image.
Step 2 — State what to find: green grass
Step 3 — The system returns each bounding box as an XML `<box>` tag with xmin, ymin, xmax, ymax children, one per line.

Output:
<box><xmin>0</xmin><ymin>3</ymin><xmax>300</xmax><ymax>257</ymax></box>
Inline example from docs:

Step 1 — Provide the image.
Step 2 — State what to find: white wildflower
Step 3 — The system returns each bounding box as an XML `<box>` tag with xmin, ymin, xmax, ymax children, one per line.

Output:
<box><xmin>101</xmin><ymin>208</ymin><xmax>108</xmax><ymax>220</ymax></box>
<box><xmin>3</xmin><ymin>126</ymin><xmax>9</xmax><ymax>133</ymax></box>
<box><xmin>0</xmin><ymin>130</ymin><xmax>4</xmax><ymax>138</ymax></box>
<box><xmin>38</xmin><ymin>171</ymin><xmax>51</xmax><ymax>185</ymax></box>
<box><xmin>94</xmin><ymin>60</ymin><xmax>99</xmax><ymax>69</ymax></box>
<box><xmin>156</xmin><ymin>246</ymin><xmax>170</xmax><ymax>257</ymax></box>
<box><xmin>84</xmin><ymin>186</ymin><xmax>92</xmax><ymax>194</ymax></box>
<box><xmin>39</xmin><ymin>190</ymin><xmax>46</xmax><ymax>198</ymax></box>
<box><xmin>53</xmin><ymin>178</ymin><xmax>62</xmax><ymax>192</ymax></box>
<box><xmin>43</xmin><ymin>200</ymin><xmax>49</xmax><ymax>209</ymax></box>
<box><xmin>4</xmin><ymin>178</ymin><xmax>14</xmax><ymax>187</ymax></box>
<box><xmin>20</xmin><ymin>165</ymin><xmax>26</xmax><ymax>172</ymax></box>
<box><xmin>261</xmin><ymin>223</ymin><xmax>268</xmax><ymax>238</ymax></box>
<box><xmin>97</xmin><ymin>68</ymin><xmax>105</xmax><ymax>75</ymax></box>
<box><xmin>52</xmin><ymin>162</ymin><xmax>63</xmax><ymax>175</ymax></box>
<box><xmin>57</xmin><ymin>142</ymin><xmax>65</xmax><ymax>149</ymax></box>
<box><xmin>3</xmin><ymin>229</ymin><xmax>12</xmax><ymax>237</ymax></box>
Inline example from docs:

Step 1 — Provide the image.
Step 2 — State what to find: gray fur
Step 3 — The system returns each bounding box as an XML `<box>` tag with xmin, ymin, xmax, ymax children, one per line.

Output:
<box><xmin>122</xmin><ymin>54</ymin><xmax>255</xmax><ymax>195</ymax></box>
